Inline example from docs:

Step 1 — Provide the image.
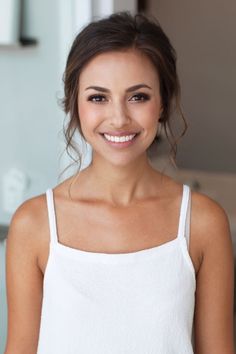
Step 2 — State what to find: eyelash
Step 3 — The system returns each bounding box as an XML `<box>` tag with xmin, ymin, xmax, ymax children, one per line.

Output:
<box><xmin>87</xmin><ymin>93</ymin><xmax>150</xmax><ymax>103</ymax></box>
<box><xmin>87</xmin><ymin>95</ymin><xmax>106</xmax><ymax>103</ymax></box>
<box><xmin>130</xmin><ymin>93</ymin><xmax>150</xmax><ymax>102</ymax></box>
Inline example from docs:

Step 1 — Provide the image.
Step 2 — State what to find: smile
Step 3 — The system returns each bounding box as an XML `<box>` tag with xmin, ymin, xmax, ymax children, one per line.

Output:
<box><xmin>103</xmin><ymin>133</ymin><xmax>137</xmax><ymax>142</ymax></box>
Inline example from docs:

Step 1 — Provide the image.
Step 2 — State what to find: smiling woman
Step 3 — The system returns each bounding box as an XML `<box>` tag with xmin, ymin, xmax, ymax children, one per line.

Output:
<box><xmin>62</xmin><ymin>11</ymin><xmax>187</xmax><ymax>180</ymax></box>
<box><xmin>4</xmin><ymin>11</ymin><xmax>235</xmax><ymax>354</ymax></box>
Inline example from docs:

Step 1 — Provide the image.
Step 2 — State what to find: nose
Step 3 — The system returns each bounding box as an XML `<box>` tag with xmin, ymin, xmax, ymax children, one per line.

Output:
<box><xmin>109</xmin><ymin>100</ymin><xmax>131</xmax><ymax>128</ymax></box>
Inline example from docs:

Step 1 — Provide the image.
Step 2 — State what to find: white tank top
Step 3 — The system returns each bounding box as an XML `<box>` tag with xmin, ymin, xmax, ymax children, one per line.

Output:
<box><xmin>37</xmin><ymin>184</ymin><xmax>196</xmax><ymax>354</ymax></box>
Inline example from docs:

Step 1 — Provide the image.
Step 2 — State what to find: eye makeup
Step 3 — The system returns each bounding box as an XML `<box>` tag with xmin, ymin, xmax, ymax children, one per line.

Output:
<box><xmin>87</xmin><ymin>94</ymin><xmax>107</xmax><ymax>103</ymax></box>
<box><xmin>87</xmin><ymin>92</ymin><xmax>151</xmax><ymax>103</ymax></box>
<box><xmin>128</xmin><ymin>93</ymin><xmax>150</xmax><ymax>102</ymax></box>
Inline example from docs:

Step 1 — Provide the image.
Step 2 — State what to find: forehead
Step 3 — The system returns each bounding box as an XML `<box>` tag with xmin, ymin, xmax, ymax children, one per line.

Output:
<box><xmin>79</xmin><ymin>49</ymin><xmax>159</xmax><ymax>88</ymax></box>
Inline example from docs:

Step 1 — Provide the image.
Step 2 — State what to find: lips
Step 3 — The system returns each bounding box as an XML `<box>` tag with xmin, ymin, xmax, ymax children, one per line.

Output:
<box><xmin>101</xmin><ymin>131</ymin><xmax>140</xmax><ymax>136</ymax></box>
<box><xmin>99</xmin><ymin>131</ymin><xmax>140</xmax><ymax>146</ymax></box>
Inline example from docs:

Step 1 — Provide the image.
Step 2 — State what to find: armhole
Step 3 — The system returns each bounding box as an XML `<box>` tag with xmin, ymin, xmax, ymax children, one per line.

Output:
<box><xmin>45</xmin><ymin>189</ymin><xmax>58</xmax><ymax>245</ymax></box>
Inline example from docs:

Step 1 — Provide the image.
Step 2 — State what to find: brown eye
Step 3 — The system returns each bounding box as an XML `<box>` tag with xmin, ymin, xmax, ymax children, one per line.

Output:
<box><xmin>129</xmin><ymin>93</ymin><xmax>150</xmax><ymax>102</ymax></box>
<box><xmin>88</xmin><ymin>95</ymin><xmax>106</xmax><ymax>103</ymax></box>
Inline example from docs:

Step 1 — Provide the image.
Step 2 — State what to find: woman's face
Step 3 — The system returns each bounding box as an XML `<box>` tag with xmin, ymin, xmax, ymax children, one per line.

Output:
<box><xmin>78</xmin><ymin>49</ymin><xmax>163</xmax><ymax>166</ymax></box>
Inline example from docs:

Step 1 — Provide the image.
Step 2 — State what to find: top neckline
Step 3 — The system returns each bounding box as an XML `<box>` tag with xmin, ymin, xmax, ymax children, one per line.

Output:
<box><xmin>46</xmin><ymin>184</ymin><xmax>190</xmax><ymax>263</ymax></box>
<box><xmin>54</xmin><ymin>235</ymin><xmax>182</xmax><ymax>263</ymax></box>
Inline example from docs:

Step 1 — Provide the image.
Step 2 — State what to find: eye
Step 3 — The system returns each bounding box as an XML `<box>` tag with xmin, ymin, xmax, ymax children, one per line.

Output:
<box><xmin>87</xmin><ymin>94</ymin><xmax>107</xmax><ymax>103</ymax></box>
<box><xmin>129</xmin><ymin>93</ymin><xmax>150</xmax><ymax>102</ymax></box>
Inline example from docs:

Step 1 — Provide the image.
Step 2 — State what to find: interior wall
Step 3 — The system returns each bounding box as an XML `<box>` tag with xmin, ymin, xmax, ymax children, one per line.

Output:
<box><xmin>146</xmin><ymin>0</ymin><xmax>236</xmax><ymax>173</ymax></box>
<box><xmin>0</xmin><ymin>0</ymin><xmax>64</xmax><ymax>225</ymax></box>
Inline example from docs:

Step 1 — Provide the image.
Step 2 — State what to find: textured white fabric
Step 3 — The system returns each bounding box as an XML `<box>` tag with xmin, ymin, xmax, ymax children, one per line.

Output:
<box><xmin>37</xmin><ymin>184</ymin><xmax>196</xmax><ymax>354</ymax></box>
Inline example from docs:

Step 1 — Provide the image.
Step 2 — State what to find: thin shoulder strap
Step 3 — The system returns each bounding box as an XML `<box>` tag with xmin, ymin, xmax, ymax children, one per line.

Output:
<box><xmin>177</xmin><ymin>184</ymin><xmax>191</xmax><ymax>249</ymax></box>
<box><xmin>185</xmin><ymin>187</ymin><xmax>191</xmax><ymax>249</ymax></box>
<box><xmin>46</xmin><ymin>189</ymin><xmax>58</xmax><ymax>244</ymax></box>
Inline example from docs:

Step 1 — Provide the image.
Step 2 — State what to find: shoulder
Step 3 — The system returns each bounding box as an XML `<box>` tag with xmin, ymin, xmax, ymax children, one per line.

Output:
<box><xmin>9</xmin><ymin>193</ymin><xmax>47</xmax><ymax>231</ymax></box>
<box><xmin>191</xmin><ymin>190</ymin><xmax>231</xmax><ymax>240</ymax></box>
<box><xmin>6</xmin><ymin>193</ymin><xmax>49</xmax><ymax>256</ymax></box>
<box><xmin>166</xmin><ymin>176</ymin><xmax>232</xmax><ymax>249</ymax></box>
<box><xmin>190</xmin><ymin>190</ymin><xmax>233</xmax><ymax>262</ymax></box>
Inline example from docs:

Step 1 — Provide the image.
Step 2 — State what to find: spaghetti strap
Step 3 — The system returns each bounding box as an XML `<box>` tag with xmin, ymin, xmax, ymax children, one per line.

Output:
<box><xmin>185</xmin><ymin>187</ymin><xmax>191</xmax><ymax>250</ymax></box>
<box><xmin>177</xmin><ymin>184</ymin><xmax>191</xmax><ymax>248</ymax></box>
<box><xmin>46</xmin><ymin>189</ymin><xmax>58</xmax><ymax>244</ymax></box>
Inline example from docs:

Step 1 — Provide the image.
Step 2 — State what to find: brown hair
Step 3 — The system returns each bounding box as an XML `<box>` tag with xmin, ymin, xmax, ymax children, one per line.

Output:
<box><xmin>61</xmin><ymin>11</ymin><xmax>187</xmax><ymax>175</ymax></box>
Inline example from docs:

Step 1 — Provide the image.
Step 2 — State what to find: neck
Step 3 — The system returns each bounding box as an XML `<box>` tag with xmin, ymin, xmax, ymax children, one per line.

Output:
<box><xmin>75</xmin><ymin>152</ymin><xmax>163</xmax><ymax>206</ymax></box>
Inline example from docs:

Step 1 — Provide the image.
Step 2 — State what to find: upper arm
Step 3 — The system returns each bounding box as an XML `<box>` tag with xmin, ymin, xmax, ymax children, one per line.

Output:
<box><xmin>4</xmin><ymin>197</ymin><xmax>45</xmax><ymax>354</ymax></box>
<box><xmin>193</xmin><ymin>195</ymin><xmax>235</xmax><ymax>354</ymax></box>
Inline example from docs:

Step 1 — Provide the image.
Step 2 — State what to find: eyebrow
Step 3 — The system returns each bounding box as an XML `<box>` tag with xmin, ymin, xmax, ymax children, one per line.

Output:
<box><xmin>85</xmin><ymin>84</ymin><xmax>152</xmax><ymax>92</ymax></box>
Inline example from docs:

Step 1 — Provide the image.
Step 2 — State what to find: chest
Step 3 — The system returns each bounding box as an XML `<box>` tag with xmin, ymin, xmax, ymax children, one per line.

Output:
<box><xmin>38</xmin><ymin>199</ymin><xmax>202</xmax><ymax>275</ymax></box>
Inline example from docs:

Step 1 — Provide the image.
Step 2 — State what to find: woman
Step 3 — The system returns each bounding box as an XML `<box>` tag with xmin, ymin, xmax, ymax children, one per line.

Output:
<box><xmin>5</xmin><ymin>12</ymin><xmax>235</xmax><ymax>354</ymax></box>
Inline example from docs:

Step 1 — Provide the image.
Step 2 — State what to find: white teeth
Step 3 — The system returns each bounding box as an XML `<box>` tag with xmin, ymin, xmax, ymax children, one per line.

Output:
<box><xmin>104</xmin><ymin>133</ymin><xmax>136</xmax><ymax>142</ymax></box>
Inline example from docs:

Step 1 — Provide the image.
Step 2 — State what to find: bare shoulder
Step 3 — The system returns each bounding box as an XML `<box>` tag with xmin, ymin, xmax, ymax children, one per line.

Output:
<box><xmin>191</xmin><ymin>190</ymin><xmax>232</xmax><ymax>251</ymax></box>
<box><xmin>7</xmin><ymin>193</ymin><xmax>48</xmax><ymax>259</ymax></box>
<box><xmin>190</xmin><ymin>189</ymin><xmax>233</xmax><ymax>269</ymax></box>
<box><xmin>10</xmin><ymin>193</ymin><xmax>47</xmax><ymax>224</ymax></box>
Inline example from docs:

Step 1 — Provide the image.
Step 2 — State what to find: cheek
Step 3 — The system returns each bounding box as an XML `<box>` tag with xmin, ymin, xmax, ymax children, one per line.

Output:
<box><xmin>78</xmin><ymin>101</ymin><xmax>101</xmax><ymax>133</ymax></box>
<box><xmin>148</xmin><ymin>100</ymin><xmax>162</xmax><ymax>124</ymax></box>
<box><xmin>131</xmin><ymin>103</ymin><xmax>160</xmax><ymax>127</ymax></box>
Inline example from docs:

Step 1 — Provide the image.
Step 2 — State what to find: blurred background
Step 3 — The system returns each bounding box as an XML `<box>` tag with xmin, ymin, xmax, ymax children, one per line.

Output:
<box><xmin>0</xmin><ymin>0</ymin><xmax>235</xmax><ymax>352</ymax></box>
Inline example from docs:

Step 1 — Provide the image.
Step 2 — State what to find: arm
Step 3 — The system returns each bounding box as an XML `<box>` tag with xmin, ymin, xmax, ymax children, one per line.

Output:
<box><xmin>4</xmin><ymin>198</ymin><xmax>44</xmax><ymax>354</ymax></box>
<box><xmin>193</xmin><ymin>195</ymin><xmax>235</xmax><ymax>353</ymax></box>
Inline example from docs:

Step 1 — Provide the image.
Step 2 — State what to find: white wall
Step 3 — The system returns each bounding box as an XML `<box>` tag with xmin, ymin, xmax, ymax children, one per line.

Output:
<box><xmin>0</xmin><ymin>0</ymin><xmax>64</xmax><ymax>225</ymax></box>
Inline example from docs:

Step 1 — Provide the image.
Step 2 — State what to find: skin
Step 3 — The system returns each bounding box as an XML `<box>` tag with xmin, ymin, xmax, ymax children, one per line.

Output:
<box><xmin>4</xmin><ymin>49</ymin><xmax>235</xmax><ymax>353</ymax></box>
<box><xmin>76</xmin><ymin>49</ymin><xmax>163</xmax><ymax>205</ymax></box>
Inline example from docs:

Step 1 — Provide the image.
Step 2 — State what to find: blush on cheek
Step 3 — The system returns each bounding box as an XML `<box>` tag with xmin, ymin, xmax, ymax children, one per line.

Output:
<box><xmin>77</xmin><ymin>99</ymin><xmax>86</xmax><ymax>119</ymax></box>
<box><xmin>78</xmin><ymin>104</ymin><xmax>102</xmax><ymax>139</ymax></box>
